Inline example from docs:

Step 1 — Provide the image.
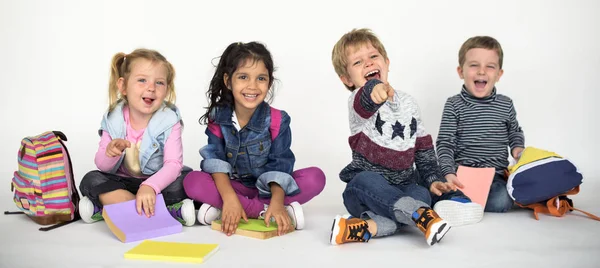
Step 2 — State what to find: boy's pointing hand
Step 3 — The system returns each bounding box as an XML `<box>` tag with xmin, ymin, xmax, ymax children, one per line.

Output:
<box><xmin>371</xmin><ymin>83</ymin><xmax>394</xmax><ymax>104</ymax></box>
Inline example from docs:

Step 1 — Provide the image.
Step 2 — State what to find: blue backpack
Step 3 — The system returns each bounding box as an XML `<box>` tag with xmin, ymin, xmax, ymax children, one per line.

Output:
<box><xmin>506</xmin><ymin>147</ymin><xmax>599</xmax><ymax>221</ymax></box>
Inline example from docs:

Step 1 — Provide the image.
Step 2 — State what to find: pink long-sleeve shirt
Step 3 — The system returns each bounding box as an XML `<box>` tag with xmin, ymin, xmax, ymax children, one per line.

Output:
<box><xmin>94</xmin><ymin>106</ymin><xmax>183</xmax><ymax>194</ymax></box>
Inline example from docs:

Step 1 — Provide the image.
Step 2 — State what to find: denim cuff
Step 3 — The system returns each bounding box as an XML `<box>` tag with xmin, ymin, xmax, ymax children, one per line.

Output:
<box><xmin>200</xmin><ymin>159</ymin><xmax>232</xmax><ymax>175</ymax></box>
<box><xmin>361</xmin><ymin>211</ymin><xmax>399</xmax><ymax>237</ymax></box>
<box><xmin>255</xmin><ymin>171</ymin><xmax>300</xmax><ymax>198</ymax></box>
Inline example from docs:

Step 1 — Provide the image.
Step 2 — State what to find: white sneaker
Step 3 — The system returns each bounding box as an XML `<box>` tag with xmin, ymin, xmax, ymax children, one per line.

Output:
<box><xmin>259</xmin><ymin>201</ymin><xmax>305</xmax><ymax>230</ymax></box>
<box><xmin>433</xmin><ymin>199</ymin><xmax>484</xmax><ymax>227</ymax></box>
<box><xmin>79</xmin><ymin>196</ymin><xmax>103</xmax><ymax>223</ymax></box>
<box><xmin>286</xmin><ymin>202</ymin><xmax>305</xmax><ymax>230</ymax></box>
<box><xmin>166</xmin><ymin>199</ymin><xmax>196</xmax><ymax>227</ymax></box>
<box><xmin>197</xmin><ymin>203</ymin><xmax>221</xmax><ymax>225</ymax></box>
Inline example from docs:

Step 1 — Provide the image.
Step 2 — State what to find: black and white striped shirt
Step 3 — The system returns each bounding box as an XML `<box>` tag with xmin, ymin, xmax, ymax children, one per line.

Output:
<box><xmin>436</xmin><ymin>86</ymin><xmax>525</xmax><ymax>176</ymax></box>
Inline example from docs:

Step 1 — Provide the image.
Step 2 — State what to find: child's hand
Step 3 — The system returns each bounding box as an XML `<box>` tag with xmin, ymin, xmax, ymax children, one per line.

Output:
<box><xmin>136</xmin><ymin>185</ymin><xmax>156</xmax><ymax>217</ymax></box>
<box><xmin>263</xmin><ymin>202</ymin><xmax>292</xmax><ymax>236</ymax></box>
<box><xmin>221</xmin><ymin>196</ymin><xmax>248</xmax><ymax>236</ymax></box>
<box><xmin>371</xmin><ymin>83</ymin><xmax>395</xmax><ymax>104</ymax></box>
<box><xmin>444</xmin><ymin>174</ymin><xmax>464</xmax><ymax>190</ymax></box>
<box><xmin>512</xmin><ymin>147</ymin><xmax>524</xmax><ymax>160</ymax></box>
<box><xmin>106</xmin><ymin>139</ymin><xmax>131</xmax><ymax>157</ymax></box>
<box><xmin>430</xmin><ymin>181</ymin><xmax>453</xmax><ymax>196</ymax></box>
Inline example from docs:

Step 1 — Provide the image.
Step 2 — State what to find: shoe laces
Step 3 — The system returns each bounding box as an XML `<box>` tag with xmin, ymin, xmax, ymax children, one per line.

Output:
<box><xmin>425</xmin><ymin>209</ymin><xmax>437</xmax><ymax>219</ymax></box>
<box><xmin>258</xmin><ymin>205</ymin><xmax>267</xmax><ymax>219</ymax></box>
<box><xmin>346</xmin><ymin>219</ymin><xmax>371</xmax><ymax>242</ymax></box>
<box><xmin>258</xmin><ymin>204</ymin><xmax>277</xmax><ymax>222</ymax></box>
<box><xmin>415</xmin><ymin>208</ymin><xmax>437</xmax><ymax>229</ymax></box>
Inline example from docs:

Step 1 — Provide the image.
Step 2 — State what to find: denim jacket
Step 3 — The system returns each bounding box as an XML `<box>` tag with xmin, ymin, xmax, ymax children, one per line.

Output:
<box><xmin>199</xmin><ymin>102</ymin><xmax>298</xmax><ymax>198</ymax></box>
<box><xmin>100</xmin><ymin>100</ymin><xmax>182</xmax><ymax>175</ymax></box>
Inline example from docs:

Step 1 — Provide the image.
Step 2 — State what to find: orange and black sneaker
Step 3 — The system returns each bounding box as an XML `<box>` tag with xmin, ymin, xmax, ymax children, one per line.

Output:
<box><xmin>330</xmin><ymin>215</ymin><xmax>372</xmax><ymax>245</ymax></box>
<box><xmin>413</xmin><ymin>207</ymin><xmax>450</xmax><ymax>246</ymax></box>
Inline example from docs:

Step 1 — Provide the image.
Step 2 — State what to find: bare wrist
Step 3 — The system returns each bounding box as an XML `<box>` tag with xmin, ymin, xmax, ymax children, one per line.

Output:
<box><xmin>222</xmin><ymin>192</ymin><xmax>237</xmax><ymax>202</ymax></box>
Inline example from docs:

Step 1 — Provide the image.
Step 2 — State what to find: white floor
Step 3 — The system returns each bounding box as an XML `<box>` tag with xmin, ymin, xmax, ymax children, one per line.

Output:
<box><xmin>1</xmin><ymin>179</ymin><xmax>599</xmax><ymax>268</ymax></box>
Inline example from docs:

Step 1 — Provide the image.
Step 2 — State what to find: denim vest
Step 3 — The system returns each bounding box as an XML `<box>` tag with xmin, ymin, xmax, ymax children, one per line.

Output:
<box><xmin>100</xmin><ymin>101</ymin><xmax>182</xmax><ymax>176</ymax></box>
<box><xmin>200</xmin><ymin>102</ymin><xmax>298</xmax><ymax>197</ymax></box>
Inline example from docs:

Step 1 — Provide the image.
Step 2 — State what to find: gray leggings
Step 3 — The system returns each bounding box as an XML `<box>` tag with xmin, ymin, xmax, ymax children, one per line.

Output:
<box><xmin>78</xmin><ymin>168</ymin><xmax>190</xmax><ymax>209</ymax></box>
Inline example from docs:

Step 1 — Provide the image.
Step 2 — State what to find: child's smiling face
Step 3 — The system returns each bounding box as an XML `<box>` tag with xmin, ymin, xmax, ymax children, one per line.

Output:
<box><xmin>458</xmin><ymin>48</ymin><xmax>504</xmax><ymax>98</ymax></box>
<box><xmin>341</xmin><ymin>42</ymin><xmax>390</xmax><ymax>89</ymax></box>
<box><xmin>225</xmin><ymin>58</ymin><xmax>270</xmax><ymax>116</ymax></box>
<box><xmin>118</xmin><ymin>59</ymin><xmax>168</xmax><ymax>117</ymax></box>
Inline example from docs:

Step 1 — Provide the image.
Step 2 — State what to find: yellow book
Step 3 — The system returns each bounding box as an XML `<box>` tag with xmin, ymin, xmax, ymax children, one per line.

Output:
<box><xmin>124</xmin><ymin>240</ymin><xmax>219</xmax><ymax>264</ymax></box>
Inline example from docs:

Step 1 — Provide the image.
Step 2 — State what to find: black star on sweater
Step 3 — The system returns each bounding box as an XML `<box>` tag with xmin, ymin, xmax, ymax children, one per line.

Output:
<box><xmin>392</xmin><ymin>121</ymin><xmax>405</xmax><ymax>140</ymax></box>
<box><xmin>410</xmin><ymin>117</ymin><xmax>417</xmax><ymax>137</ymax></box>
<box><xmin>375</xmin><ymin>112</ymin><xmax>385</xmax><ymax>135</ymax></box>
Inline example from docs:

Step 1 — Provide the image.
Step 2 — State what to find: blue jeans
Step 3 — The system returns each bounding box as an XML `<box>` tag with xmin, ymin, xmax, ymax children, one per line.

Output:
<box><xmin>342</xmin><ymin>171</ymin><xmax>431</xmax><ymax>237</ymax></box>
<box><xmin>485</xmin><ymin>173</ymin><xmax>514</xmax><ymax>212</ymax></box>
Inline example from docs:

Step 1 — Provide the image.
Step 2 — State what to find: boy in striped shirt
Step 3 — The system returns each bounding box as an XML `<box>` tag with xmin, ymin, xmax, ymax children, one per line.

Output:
<box><xmin>436</xmin><ymin>36</ymin><xmax>525</xmax><ymax>214</ymax></box>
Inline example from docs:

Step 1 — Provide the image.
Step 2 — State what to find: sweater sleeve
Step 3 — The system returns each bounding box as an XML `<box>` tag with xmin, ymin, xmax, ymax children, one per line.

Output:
<box><xmin>351</xmin><ymin>79</ymin><xmax>385</xmax><ymax>119</ymax></box>
<box><xmin>413</xmin><ymin>102</ymin><xmax>444</xmax><ymax>189</ymax></box>
<box><xmin>436</xmin><ymin>99</ymin><xmax>458</xmax><ymax>177</ymax></box>
<box><xmin>507</xmin><ymin>99</ymin><xmax>525</xmax><ymax>151</ymax></box>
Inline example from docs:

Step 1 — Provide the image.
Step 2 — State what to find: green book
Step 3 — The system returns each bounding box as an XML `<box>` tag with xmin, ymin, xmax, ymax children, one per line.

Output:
<box><xmin>213</xmin><ymin>218</ymin><xmax>278</xmax><ymax>232</ymax></box>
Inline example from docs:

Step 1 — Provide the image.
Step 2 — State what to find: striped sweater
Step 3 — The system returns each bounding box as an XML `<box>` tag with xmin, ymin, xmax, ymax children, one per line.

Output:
<box><xmin>436</xmin><ymin>86</ymin><xmax>525</xmax><ymax>177</ymax></box>
<box><xmin>340</xmin><ymin>79</ymin><xmax>442</xmax><ymax>189</ymax></box>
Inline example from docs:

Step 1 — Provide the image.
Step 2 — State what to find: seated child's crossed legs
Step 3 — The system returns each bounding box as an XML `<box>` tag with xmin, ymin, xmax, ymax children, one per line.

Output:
<box><xmin>183</xmin><ymin>167</ymin><xmax>326</xmax><ymax>229</ymax></box>
<box><xmin>331</xmin><ymin>171</ymin><xmax>450</xmax><ymax>246</ymax></box>
<box><xmin>78</xmin><ymin>170</ymin><xmax>196</xmax><ymax>226</ymax></box>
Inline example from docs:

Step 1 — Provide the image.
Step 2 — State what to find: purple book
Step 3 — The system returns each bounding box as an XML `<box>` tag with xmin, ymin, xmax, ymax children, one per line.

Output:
<box><xmin>102</xmin><ymin>194</ymin><xmax>182</xmax><ymax>243</ymax></box>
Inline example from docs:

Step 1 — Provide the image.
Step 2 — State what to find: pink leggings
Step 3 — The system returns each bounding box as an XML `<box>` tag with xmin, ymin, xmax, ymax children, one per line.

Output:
<box><xmin>183</xmin><ymin>167</ymin><xmax>326</xmax><ymax>218</ymax></box>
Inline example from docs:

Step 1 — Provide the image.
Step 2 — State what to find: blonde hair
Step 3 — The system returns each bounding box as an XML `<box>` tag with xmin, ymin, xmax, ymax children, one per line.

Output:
<box><xmin>332</xmin><ymin>28</ymin><xmax>388</xmax><ymax>91</ymax></box>
<box><xmin>458</xmin><ymin>36</ymin><xmax>504</xmax><ymax>69</ymax></box>
<box><xmin>108</xmin><ymin>48</ymin><xmax>176</xmax><ymax>112</ymax></box>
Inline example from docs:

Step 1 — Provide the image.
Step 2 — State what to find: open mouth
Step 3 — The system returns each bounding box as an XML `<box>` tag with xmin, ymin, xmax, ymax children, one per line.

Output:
<box><xmin>474</xmin><ymin>80</ymin><xmax>487</xmax><ymax>90</ymax></box>
<box><xmin>142</xmin><ymin>97</ymin><xmax>155</xmax><ymax>105</ymax></box>
<box><xmin>364</xmin><ymin>70</ymin><xmax>381</xmax><ymax>81</ymax></box>
<box><xmin>242</xmin><ymin>93</ymin><xmax>258</xmax><ymax>100</ymax></box>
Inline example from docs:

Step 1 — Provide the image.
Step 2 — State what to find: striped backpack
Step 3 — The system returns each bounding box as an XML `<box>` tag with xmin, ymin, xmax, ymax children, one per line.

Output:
<box><xmin>5</xmin><ymin>131</ymin><xmax>81</xmax><ymax>231</ymax></box>
<box><xmin>506</xmin><ymin>147</ymin><xmax>599</xmax><ymax>221</ymax></box>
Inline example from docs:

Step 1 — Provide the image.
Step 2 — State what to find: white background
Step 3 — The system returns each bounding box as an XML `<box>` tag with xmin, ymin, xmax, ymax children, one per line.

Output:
<box><xmin>1</xmin><ymin>1</ymin><xmax>599</xmax><ymax>268</ymax></box>
<box><xmin>0</xmin><ymin>0</ymin><xmax>598</xmax><ymax>202</ymax></box>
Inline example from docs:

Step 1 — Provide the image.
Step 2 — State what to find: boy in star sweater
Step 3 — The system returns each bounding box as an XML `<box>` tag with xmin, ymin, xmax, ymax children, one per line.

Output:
<box><xmin>329</xmin><ymin>28</ymin><xmax>480</xmax><ymax>247</ymax></box>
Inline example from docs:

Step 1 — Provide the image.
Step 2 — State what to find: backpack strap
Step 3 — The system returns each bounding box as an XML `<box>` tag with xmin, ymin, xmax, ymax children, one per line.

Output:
<box><xmin>53</xmin><ymin>130</ymin><xmax>68</xmax><ymax>141</ymax></box>
<box><xmin>269</xmin><ymin>107</ymin><xmax>282</xmax><ymax>142</ymax></box>
<box><xmin>568</xmin><ymin>205</ymin><xmax>600</xmax><ymax>221</ymax></box>
<box><xmin>518</xmin><ymin>186</ymin><xmax>600</xmax><ymax>221</ymax></box>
